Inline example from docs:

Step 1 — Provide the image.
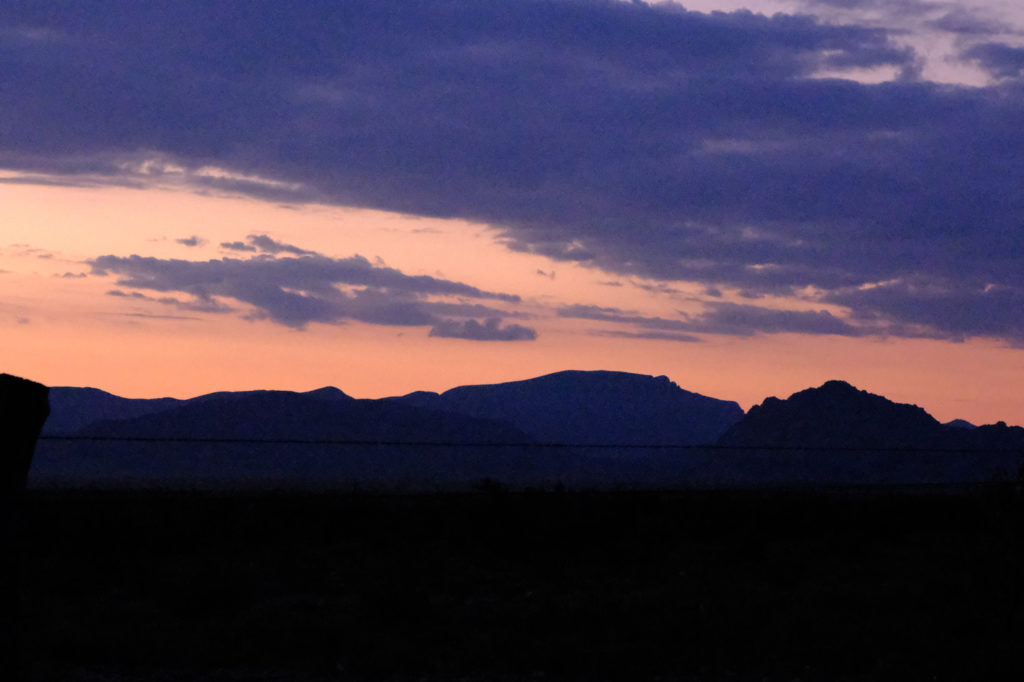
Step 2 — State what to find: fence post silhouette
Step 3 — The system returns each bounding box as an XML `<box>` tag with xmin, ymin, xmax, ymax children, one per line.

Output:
<box><xmin>1</xmin><ymin>374</ymin><xmax>50</xmax><ymax>680</ymax></box>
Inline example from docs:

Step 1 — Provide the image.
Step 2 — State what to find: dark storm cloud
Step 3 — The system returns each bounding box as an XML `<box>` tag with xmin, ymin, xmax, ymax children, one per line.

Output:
<box><xmin>3</xmin><ymin>1</ymin><xmax>1023</xmax><ymax>343</ymax></box>
<box><xmin>91</xmin><ymin>248</ymin><xmax>524</xmax><ymax>331</ymax></box>
<box><xmin>963</xmin><ymin>42</ymin><xmax>1024</xmax><ymax>79</ymax></box>
<box><xmin>429</xmin><ymin>318</ymin><xmax>537</xmax><ymax>341</ymax></box>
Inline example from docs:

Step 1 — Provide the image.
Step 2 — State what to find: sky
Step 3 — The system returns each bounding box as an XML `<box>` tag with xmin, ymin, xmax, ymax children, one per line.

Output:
<box><xmin>2</xmin><ymin>0</ymin><xmax>1024</xmax><ymax>425</ymax></box>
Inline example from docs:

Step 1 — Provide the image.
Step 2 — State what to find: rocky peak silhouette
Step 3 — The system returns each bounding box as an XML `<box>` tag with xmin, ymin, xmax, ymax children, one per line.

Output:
<box><xmin>717</xmin><ymin>380</ymin><xmax>946</xmax><ymax>449</ymax></box>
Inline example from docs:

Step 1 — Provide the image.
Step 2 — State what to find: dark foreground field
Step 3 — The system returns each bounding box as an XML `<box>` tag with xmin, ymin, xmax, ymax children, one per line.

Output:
<box><xmin>14</xmin><ymin>485</ymin><xmax>1024</xmax><ymax>681</ymax></box>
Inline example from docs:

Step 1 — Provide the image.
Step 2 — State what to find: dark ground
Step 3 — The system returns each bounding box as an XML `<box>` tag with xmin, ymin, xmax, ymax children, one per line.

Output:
<box><xmin>14</xmin><ymin>485</ymin><xmax>1024</xmax><ymax>681</ymax></box>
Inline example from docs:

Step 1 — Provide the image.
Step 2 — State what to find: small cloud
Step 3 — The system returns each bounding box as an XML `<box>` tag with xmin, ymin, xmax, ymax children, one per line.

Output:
<box><xmin>536</xmin><ymin>269</ymin><xmax>556</xmax><ymax>279</ymax></box>
<box><xmin>598</xmin><ymin>280</ymin><xmax>623</xmax><ymax>287</ymax></box>
<box><xmin>220</xmin><ymin>234</ymin><xmax>318</xmax><ymax>256</ymax></box>
<box><xmin>928</xmin><ymin>9</ymin><xmax>1006</xmax><ymax>36</ymax></box>
<box><xmin>630</xmin><ymin>280</ymin><xmax>681</xmax><ymax>295</ymax></box>
<box><xmin>247</xmin><ymin>234</ymin><xmax>318</xmax><ymax>256</ymax></box>
<box><xmin>176</xmin><ymin>235</ymin><xmax>206</xmax><ymax>247</ymax></box>
<box><xmin>16</xmin><ymin>316</ymin><xmax>30</xmax><ymax>325</ymax></box>
<box><xmin>121</xmin><ymin>312</ymin><xmax>201</xmax><ymax>321</ymax></box>
<box><xmin>220</xmin><ymin>240</ymin><xmax>258</xmax><ymax>252</ymax></box>
<box><xmin>420</xmin><ymin>300</ymin><xmax>531</xmax><ymax>320</ymax></box>
<box><xmin>106</xmin><ymin>289</ymin><xmax>144</xmax><ymax>298</ymax></box>
<box><xmin>429</xmin><ymin>318</ymin><xmax>537</xmax><ymax>341</ymax></box>
<box><xmin>60</xmin><ymin>272</ymin><xmax>88</xmax><ymax>278</ymax></box>
<box><xmin>10</xmin><ymin>245</ymin><xmax>57</xmax><ymax>259</ymax></box>
<box><xmin>591</xmin><ymin>329</ymin><xmax>702</xmax><ymax>343</ymax></box>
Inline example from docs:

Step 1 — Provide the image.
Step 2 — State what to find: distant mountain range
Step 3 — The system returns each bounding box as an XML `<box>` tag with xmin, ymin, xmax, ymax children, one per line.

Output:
<box><xmin>29</xmin><ymin>371</ymin><xmax>1024</xmax><ymax>490</ymax></box>
<box><xmin>387</xmin><ymin>370</ymin><xmax>743</xmax><ymax>446</ymax></box>
<box><xmin>73</xmin><ymin>387</ymin><xmax>528</xmax><ymax>445</ymax></box>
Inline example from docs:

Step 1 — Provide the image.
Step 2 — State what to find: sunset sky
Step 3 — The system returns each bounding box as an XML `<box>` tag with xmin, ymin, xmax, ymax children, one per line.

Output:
<box><xmin>2</xmin><ymin>0</ymin><xmax>1023</xmax><ymax>425</ymax></box>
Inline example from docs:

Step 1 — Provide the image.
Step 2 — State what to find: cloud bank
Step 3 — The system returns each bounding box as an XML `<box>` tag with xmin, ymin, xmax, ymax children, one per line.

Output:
<box><xmin>3</xmin><ymin>1</ymin><xmax>1024</xmax><ymax>344</ymax></box>
<box><xmin>559</xmin><ymin>301</ymin><xmax>864</xmax><ymax>341</ymax></box>
<box><xmin>91</xmin><ymin>235</ymin><xmax>533</xmax><ymax>338</ymax></box>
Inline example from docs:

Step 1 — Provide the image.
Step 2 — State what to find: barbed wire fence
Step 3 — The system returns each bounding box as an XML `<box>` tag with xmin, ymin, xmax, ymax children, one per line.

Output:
<box><xmin>36</xmin><ymin>434</ymin><xmax>1024</xmax><ymax>455</ymax></box>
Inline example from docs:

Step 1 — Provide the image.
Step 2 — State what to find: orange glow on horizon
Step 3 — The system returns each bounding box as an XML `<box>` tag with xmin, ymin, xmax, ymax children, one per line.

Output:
<box><xmin>3</xmin><ymin>180</ymin><xmax>1023</xmax><ymax>428</ymax></box>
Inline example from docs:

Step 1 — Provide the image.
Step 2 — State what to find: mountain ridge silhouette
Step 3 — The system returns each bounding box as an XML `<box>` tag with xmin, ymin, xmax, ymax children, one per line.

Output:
<box><xmin>388</xmin><ymin>369</ymin><xmax>744</xmax><ymax>446</ymax></box>
<box><xmin>717</xmin><ymin>379</ymin><xmax>1024</xmax><ymax>452</ymax></box>
<box><xmin>77</xmin><ymin>388</ymin><xmax>527</xmax><ymax>444</ymax></box>
<box><xmin>28</xmin><ymin>372</ymin><xmax>1024</xmax><ymax>490</ymax></box>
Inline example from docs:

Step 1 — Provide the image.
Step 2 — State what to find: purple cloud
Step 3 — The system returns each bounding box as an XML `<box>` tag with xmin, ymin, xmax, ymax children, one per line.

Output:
<box><xmin>963</xmin><ymin>42</ymin><xmax>1024</xmax><ymax>79</ymax></box>
<box><xmin>429</xmin><ymin>318</ymin><xmax>537</xmax><ymax>342</ymax></box>
<box><xmin>1</xmin><ymin>1</ymin><xmax>1022</xmax><ymax>344</ymax></box>
<box><xmin>929</xmin><ymin>9</ymin><xmax>1008</xmax><ymax>35</ymax></box>
<box><xmin>559</xmin><ymin>301</ymin><xmax>864</xmax><ymax>339</ymax></box>
<box><xmin>91</xmin><ymin>243</ymin><xmax>526</xmax><ymax>333</ymax></box>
